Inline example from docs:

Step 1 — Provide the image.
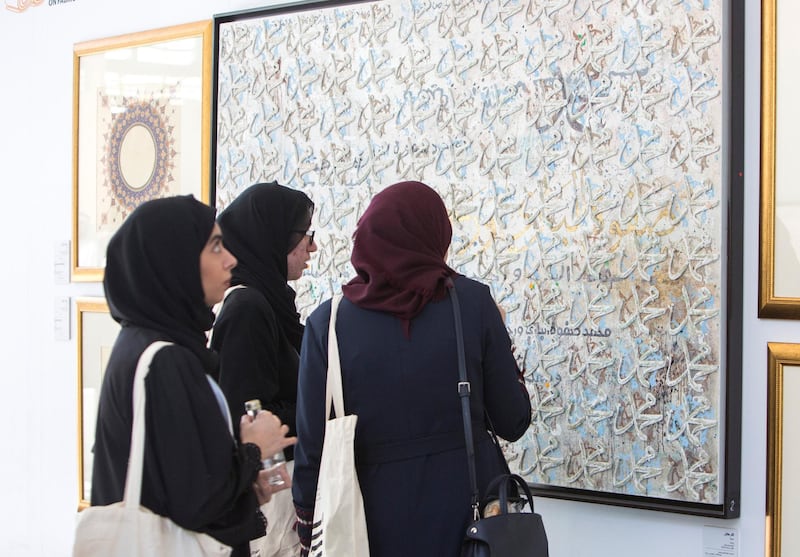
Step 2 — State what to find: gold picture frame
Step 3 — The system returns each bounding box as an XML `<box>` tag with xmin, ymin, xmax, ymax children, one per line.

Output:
<box><xmin>760</xmin><ymin>0</ymin><xmax>800</xmax><ymax>318</ymax></box>
<box><xmin>72</xmin><ymin>21</ymin><xmax>212</xmax><ymax>282</ymax></box>
<box><xmin>766</xmin><ymin>342</ymin><xmax>800</xmax><ymax>557</ymax></box>
<box><xmin>76</xmin><ymin>297</ymin><xmax>120</xmax><ymax>510</ymax></box>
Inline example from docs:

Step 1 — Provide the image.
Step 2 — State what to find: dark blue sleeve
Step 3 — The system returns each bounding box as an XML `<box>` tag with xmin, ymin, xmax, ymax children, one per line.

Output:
<box><xmin>477</xmin><ymin>287</ymin><xmax>532</xmax><ymax>442</ymax></box>
<box><xmin>291</xmin><ymin>301</ymin><xmax>332</xmax><ymax>513</ymax></box>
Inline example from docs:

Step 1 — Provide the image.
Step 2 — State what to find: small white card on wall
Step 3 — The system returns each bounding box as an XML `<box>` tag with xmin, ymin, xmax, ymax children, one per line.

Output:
<box><xmin>54</xmin><ymin>241</ymin><xmax>70</xmax><ymax>285</ymax></box>
<box><xmin>54</xmin><ymin>296</ymin><xmax>70</xmax><ymax>341</ymax></box>
<box><xmin>703</xmin><ymin>526</ymin><xmax>738</xmax><ymax>557</ymax></box>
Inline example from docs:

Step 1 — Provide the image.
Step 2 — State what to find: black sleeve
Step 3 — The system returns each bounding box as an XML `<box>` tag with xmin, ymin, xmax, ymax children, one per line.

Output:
<box><xmin>144</xmin><ymin>346</ymin><xmax>266</xmax><ymax>547</ymax></box>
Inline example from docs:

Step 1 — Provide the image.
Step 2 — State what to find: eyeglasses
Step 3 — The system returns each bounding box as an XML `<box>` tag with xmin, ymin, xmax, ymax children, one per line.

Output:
<box><xmin>293</xmin><ymin>229</ymin><xmax>315</xmax><ymax>246</ymax></box>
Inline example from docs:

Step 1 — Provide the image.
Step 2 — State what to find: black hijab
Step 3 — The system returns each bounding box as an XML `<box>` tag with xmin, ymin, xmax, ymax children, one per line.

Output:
<box><xmin>103</xmin><ymin>195</ymin><xmax>218</xmax><ymax>372</ymax></box>
<box><xmin>217</xmin><ymin>182</ymin><xmax>314</xmax><ymax>351</ymax></box>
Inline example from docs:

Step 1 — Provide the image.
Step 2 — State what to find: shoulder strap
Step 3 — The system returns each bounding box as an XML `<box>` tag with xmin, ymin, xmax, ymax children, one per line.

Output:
<box><xmin>123</xmin><ymin>341</ymin><xmax>173</xmax><ymax>509</ymax></box>
<box><xmin>326</xmin><ymin>295</ymin><xmax>345</xmax><ymax>420</ymax></box>
<box><xmin>449</xmin><ymin>287</ymin><xmax>480</xmax><ymax>519</ymax></box>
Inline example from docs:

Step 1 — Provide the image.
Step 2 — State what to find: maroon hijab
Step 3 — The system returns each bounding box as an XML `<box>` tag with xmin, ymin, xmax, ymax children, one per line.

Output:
<box><xmin>342</xmin><ymin>181</ymin><xmax>456</xmax><ymax>335</ymax></box>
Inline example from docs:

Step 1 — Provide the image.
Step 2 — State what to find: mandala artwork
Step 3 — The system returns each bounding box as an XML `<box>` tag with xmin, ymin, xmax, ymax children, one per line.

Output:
<box><xmin>96</xmin><ymin>88</ymin><xmax>181</xmax><ymax>231</ymax></box>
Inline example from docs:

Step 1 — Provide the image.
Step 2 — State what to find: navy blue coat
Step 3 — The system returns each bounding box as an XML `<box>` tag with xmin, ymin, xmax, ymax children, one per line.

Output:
<box><xmin>292</xmin><ymin>276</ymin><xmax>531</xmax><ymax>557</ymax></box>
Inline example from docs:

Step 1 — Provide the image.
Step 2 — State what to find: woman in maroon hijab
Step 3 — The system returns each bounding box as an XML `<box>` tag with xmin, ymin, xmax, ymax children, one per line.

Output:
<box><xmin>291</xmin><ymin>181</ymin><xmax>531</xmax><ymax>557</ymax></box>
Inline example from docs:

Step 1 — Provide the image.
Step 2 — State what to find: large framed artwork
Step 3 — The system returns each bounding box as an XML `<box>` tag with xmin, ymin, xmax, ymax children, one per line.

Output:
<box><xmin>213</xmin><ymin>0</ymin><xmax>744</xmax><ymax>516</ymax></box>
<box><xmin>76</xmin><ymin>298</ymin><xmax>120</xmax><ymax>510</ymax></box>
<box><xmin>759</xmin><ymin>0</ymin><xmax>800</xmax><ymax>319</ymax></box>
<box><xmin>767</xmin><ymin>343</ymin><xmax>800</xmax><ymax>557</ymax></box>
<box><xmin>72</xmin><ymin>21</ymin><xmax>213</xmax><ymax>282</ymax></box>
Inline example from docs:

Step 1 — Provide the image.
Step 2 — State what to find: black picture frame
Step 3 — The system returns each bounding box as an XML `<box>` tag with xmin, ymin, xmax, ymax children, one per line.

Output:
<box><xmin>211</xmin><ymin>0</ymin><xmax>743</xmax><ymax>518</ymax></box>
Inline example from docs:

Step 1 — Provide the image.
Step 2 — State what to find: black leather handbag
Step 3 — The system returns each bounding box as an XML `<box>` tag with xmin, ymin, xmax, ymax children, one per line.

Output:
<box><xmin>462</xmin><ymin>474</ymin><xmax>549</xmax><ymax>557</ymax></box>
<box><xmin>448</xmin><ymin>287</ymin><xmax>549</xmax><ymax>557</ymax></box>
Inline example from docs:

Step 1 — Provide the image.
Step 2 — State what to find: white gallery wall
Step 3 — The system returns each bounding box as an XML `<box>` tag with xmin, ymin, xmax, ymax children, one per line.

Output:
<box><xmin>0</xmin><ymin>0</ymin><xmax>794</xmax><ymax>555</ymax></box>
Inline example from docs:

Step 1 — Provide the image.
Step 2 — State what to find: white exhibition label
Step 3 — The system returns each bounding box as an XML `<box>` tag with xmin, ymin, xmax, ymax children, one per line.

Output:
<box><xmin>703</xmin><ymin>526</ymin><xmax>737</xmax><ymax>557</ymax></box>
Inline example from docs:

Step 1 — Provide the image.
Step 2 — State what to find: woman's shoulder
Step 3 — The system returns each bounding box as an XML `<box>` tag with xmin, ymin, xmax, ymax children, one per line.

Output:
<box><xmin>125</xmin><ymin>327</ymin><xmax>200</xmax><ymax>364</ymax></box>
<box><xmin>151</xmin><ymin>341</ymin><xmax>196</xmax><ymax>362</ymax></box>
<box><xmin>225</xmin><ymin>285</ymin><xmax>271</xmax><ymax>308</ymax></box>
<box><xmin>306</xmin><ymin>296</ymin><xmax>334</xmax><ymax>326</ymax></box>
<box><xmin>106</xmin><ymin>328</ymin><xmax>196</xmax><ymax>383</ymax></box>
<box><xmin>141</xmin><ymin>344</ymin><xmax>214</xmax><ymax>395</ymax></box>
<box><xmin>449</xmin><ymin>276</ymin><xmax>500</xmax><ymax>321</ymax></box>
<box><xmin>218</xmin><ymin>285</ymin><xmax>276</xmax><ymax>322</ymax></box>
<box><xmin>452</xmin><ymin>275</ymin><xmax>491</xmax><ymax>298</ymax></box>
<box><xmin>125</xmin><ymin>337</ymin><xmax>199</xmax><ymax>376</ymax></box>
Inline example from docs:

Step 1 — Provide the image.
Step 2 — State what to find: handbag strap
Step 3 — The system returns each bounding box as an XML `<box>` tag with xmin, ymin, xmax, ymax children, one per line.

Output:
<box><xmin>326</xmin><ymin>295</ymin><xmax>345</xmax><ymax>419</ymax></box>
<box><xmin>449</xmin><ymin>287</ymin><xmax>480</xmax><ymax>519</ymax></box>
<box><xmin>485</xmin><ymin>413</ymin><xmax>512</xmax><ymax>476</ymax></box>
<box><xmin>124</xmin><ymin>341</ymin><xmax>173</xmax><ymax>509</ymax></box>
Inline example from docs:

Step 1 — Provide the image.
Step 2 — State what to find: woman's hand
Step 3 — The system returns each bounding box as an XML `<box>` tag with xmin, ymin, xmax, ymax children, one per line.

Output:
<box><xmin>239</xmin><ymin>410</ymin><xmax>297</xmax><ymax>460</ymax></box>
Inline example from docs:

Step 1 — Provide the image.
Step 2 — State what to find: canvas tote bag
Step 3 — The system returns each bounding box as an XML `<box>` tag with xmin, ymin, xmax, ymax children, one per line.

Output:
<box><xmin>73</xmin><ymin>341</ymin><xmax>231</xmax><ymax>557</ymax></box>
<box><xmin>309</xmin><ymin>295</ymin><xmax>370</xmax><ymax>557</ymax></box>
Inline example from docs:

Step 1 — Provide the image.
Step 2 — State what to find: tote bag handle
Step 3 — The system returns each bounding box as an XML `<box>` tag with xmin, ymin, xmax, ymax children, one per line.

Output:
<box><xmin>325</xmin><ymin>295</ymin><xmax>345</xmax><ymax>420</ymax></box>
<box><xmin>124</xmin><ymin>341</ymin><xmax>173</xmax><ymax>509</ymax></box>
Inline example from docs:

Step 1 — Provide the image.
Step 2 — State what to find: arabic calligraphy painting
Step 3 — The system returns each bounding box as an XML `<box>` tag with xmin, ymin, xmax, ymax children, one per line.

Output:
<box><xmin>214</xmin><ymin>0</ymin><xmax>738</xmax><ymax>514</ymax></box>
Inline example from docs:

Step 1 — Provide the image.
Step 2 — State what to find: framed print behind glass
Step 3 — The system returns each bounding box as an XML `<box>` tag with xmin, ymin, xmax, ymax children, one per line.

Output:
<box><xmin>76</xmin><ymin>298</ymin><xmax>120</xmax><ymax>510</ymax></box>
<box><xmin>767</xmin><ymin>343</ymin><xmax>800</xmax><ymax>557</ymax></box>
<box><xmin>72</xmin><ymin>21</ymin><xmax>212</xmax><ymax>282</ymax></box>
<box><xmin>759</xmin><ymin>0</ymin><xmax>800</xmax><ymax>318</ymax></box>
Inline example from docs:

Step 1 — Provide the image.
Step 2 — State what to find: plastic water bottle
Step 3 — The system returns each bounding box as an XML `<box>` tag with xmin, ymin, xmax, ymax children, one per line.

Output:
<box><xmin>244</xmin><ymin>399</ymin><xmax>287</xmax><ymax>486</ymax></box>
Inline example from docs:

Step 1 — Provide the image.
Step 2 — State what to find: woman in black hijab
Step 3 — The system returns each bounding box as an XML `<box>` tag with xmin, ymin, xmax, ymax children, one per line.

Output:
<box><xmin>211</xmin><ymin>182</ymin><xmax>316</xmax><ymax>441</ymax></box>
<box><xmin>210</xmin><ymin>182</ymin><xmax>316</xmax><ymax>557</ymax></box>
<box><xmin>91</xmin><ymin>195</ymin><xmax>296</xmax><ymax>557</ymax></box>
